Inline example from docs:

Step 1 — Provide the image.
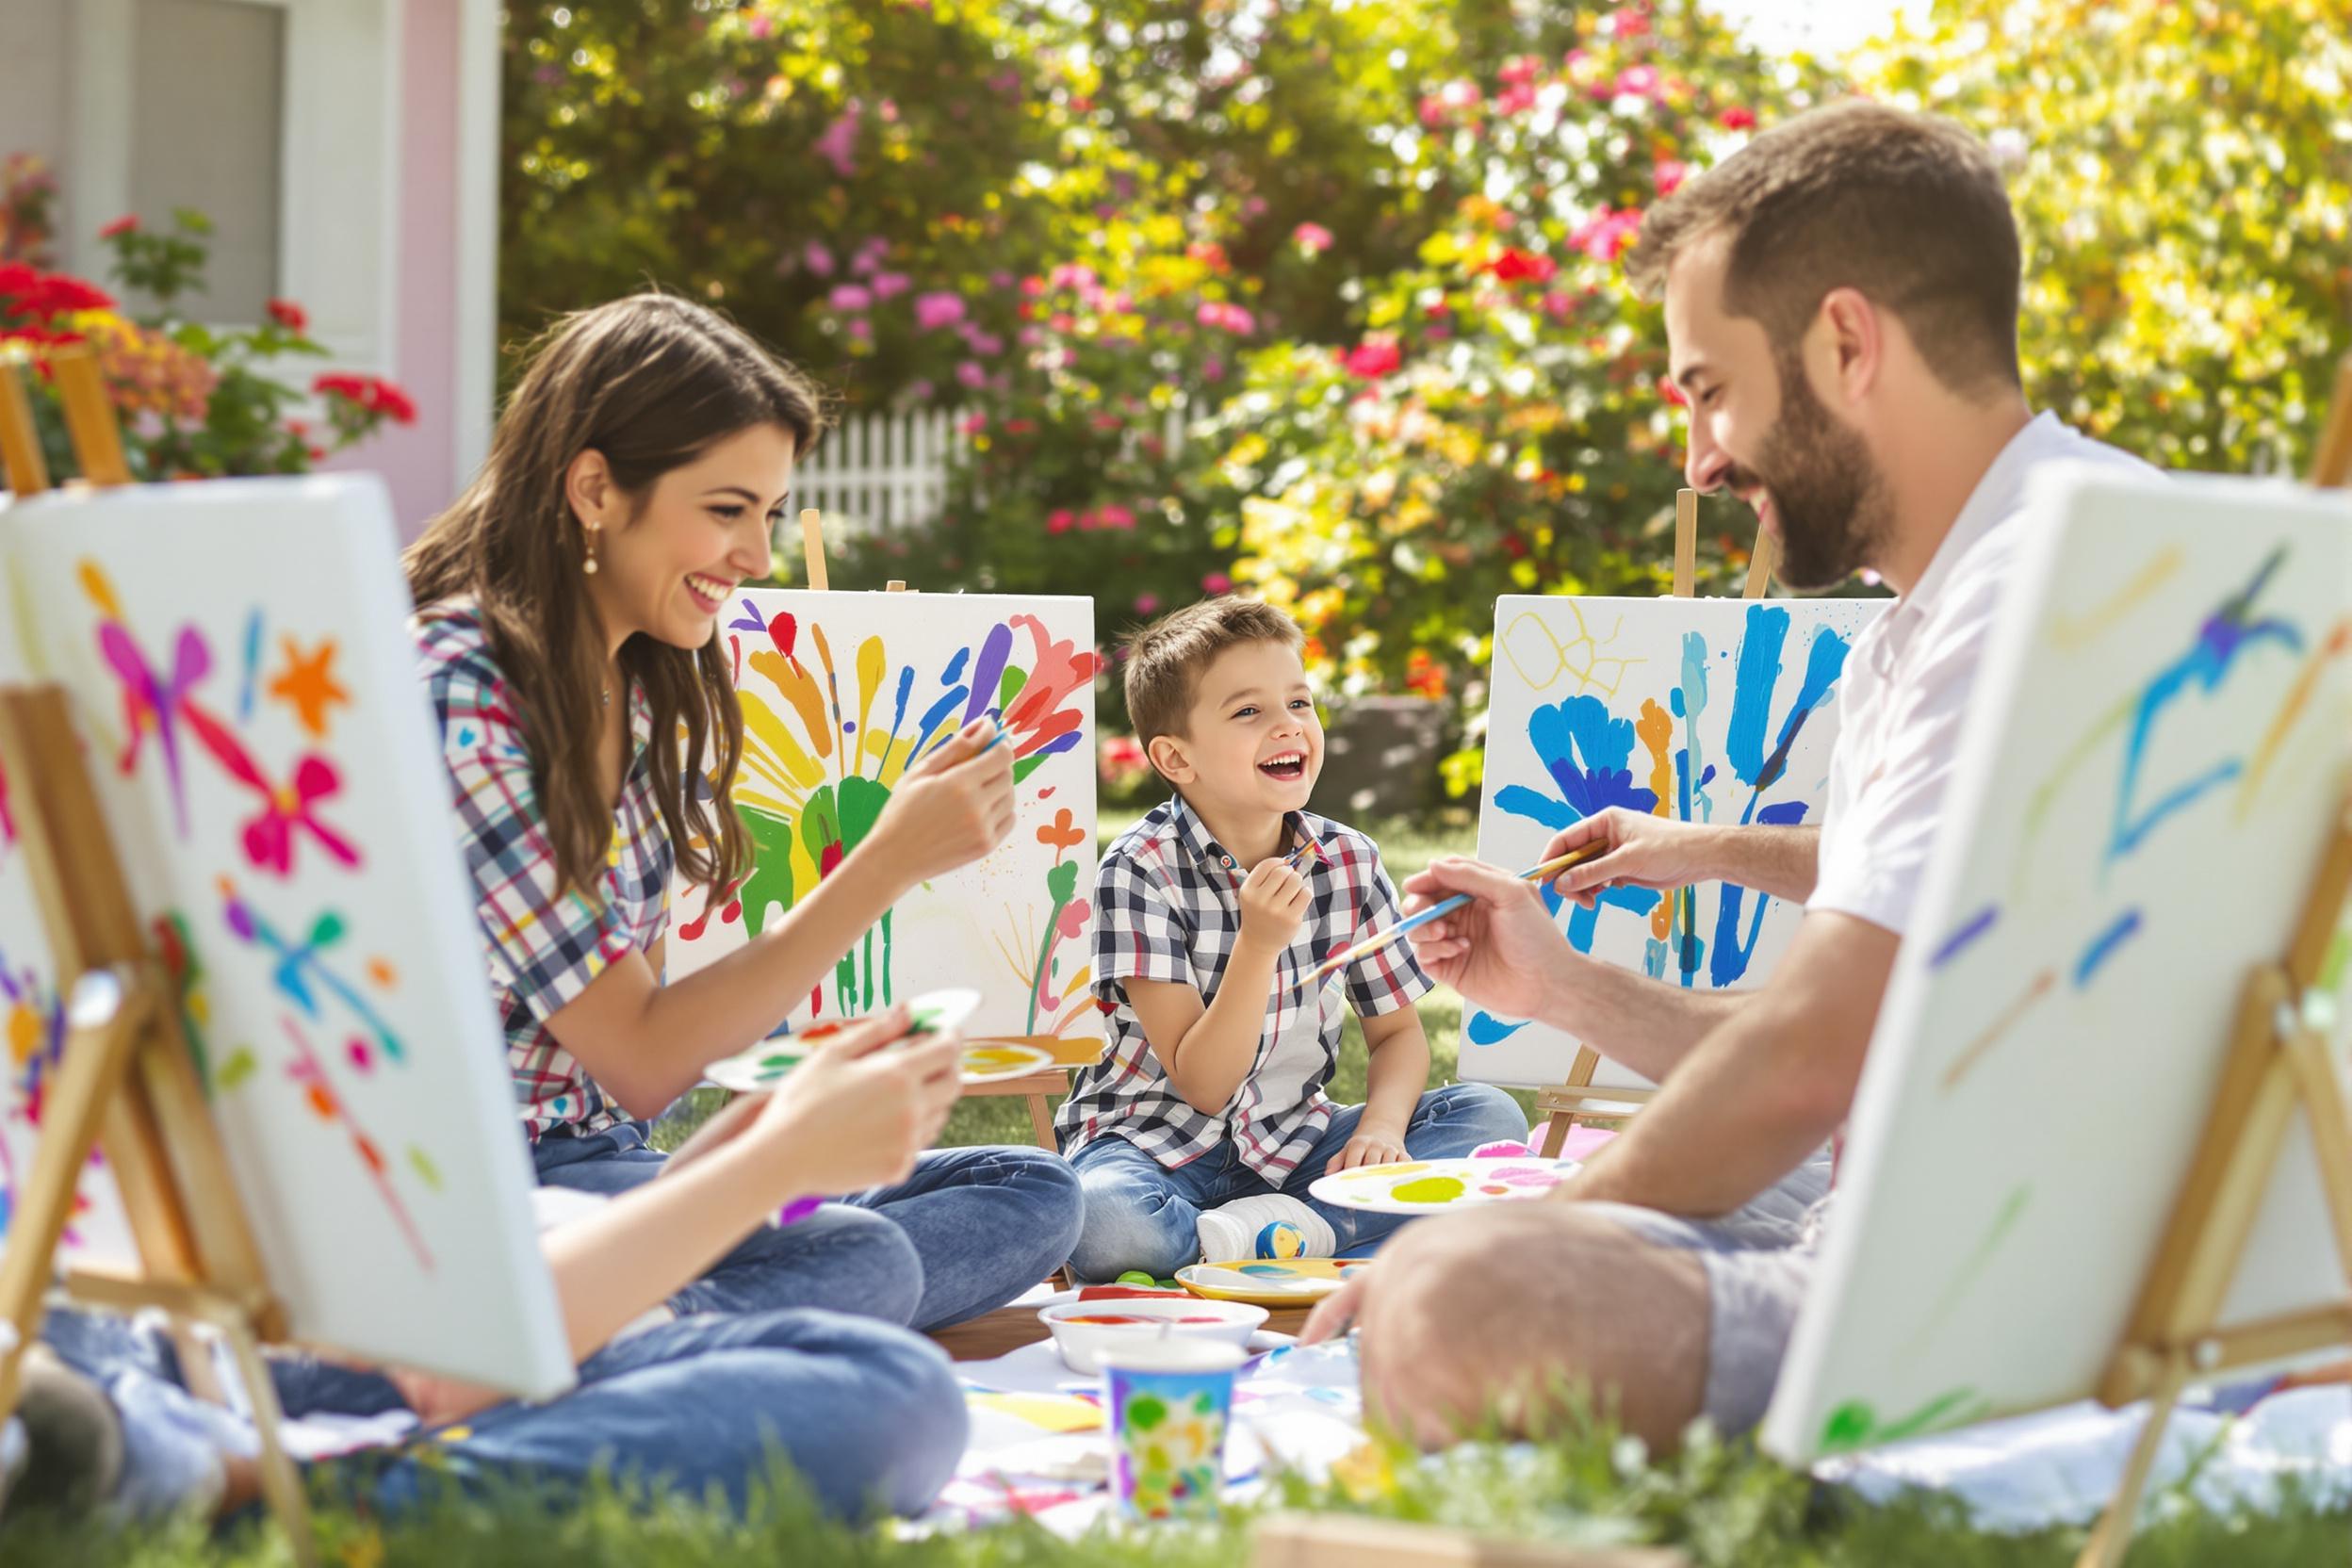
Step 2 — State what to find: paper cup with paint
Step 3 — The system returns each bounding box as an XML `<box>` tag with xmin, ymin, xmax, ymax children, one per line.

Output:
<box><xmin>1099</xmin><ymin>1337</ymin><xmax>1246</xmax><ymax>1520</ymax></box>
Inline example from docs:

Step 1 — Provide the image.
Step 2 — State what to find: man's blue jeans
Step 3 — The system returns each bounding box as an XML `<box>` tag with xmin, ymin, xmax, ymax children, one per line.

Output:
<box><xmin>1065</xmin><ymin>1082</ymin><xmax>1527</xmax><ymax>1280</ymax></box>
<box><xmin>531</xmin><ymin>1121</ymin><xmax>1085</xmax><ymax>1331</ymax></box>
<box><xmin>30</xmin><ymin>1302</ymin><xmax>966</xmax><ymax>1522</ymax></box>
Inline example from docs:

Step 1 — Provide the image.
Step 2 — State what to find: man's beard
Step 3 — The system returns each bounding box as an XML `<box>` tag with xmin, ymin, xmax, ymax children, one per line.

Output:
<box><xmin>1726</xmin><ymin>352</ymin><xmax>1891</xmax><ymax>590</ymax></box>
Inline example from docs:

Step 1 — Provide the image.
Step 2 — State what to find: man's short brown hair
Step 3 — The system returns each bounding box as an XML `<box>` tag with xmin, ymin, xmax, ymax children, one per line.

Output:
<box><xmin>1627</xmin><ymin>99</ymin><xmax>2021</xmax><ymax>396</ymax></box>
<box><xmin>1124</xmin><ymin>596</ymin><xmax>1305</xmax><ymax>764</ymax></box>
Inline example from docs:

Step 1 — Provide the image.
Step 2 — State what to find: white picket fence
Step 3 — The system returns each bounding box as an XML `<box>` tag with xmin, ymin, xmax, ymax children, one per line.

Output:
<box><xmin>788</xmin><ymin>400</ymin><xmax>1193</xmax><ymax>538</ymax></box>
<box><xmin>791</xmin><ymin>406</ymin><xmax>971</xmax><ymax>535</ymax></box>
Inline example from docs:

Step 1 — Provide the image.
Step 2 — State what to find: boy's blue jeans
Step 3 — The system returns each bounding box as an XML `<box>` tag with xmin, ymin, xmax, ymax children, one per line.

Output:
<box><xmin>29</xmin><ymin>1301</ymin><xmax>966</xmax><ymax>1522</ymax></box>
<box><xmin>1065</xmin><ymin>1082</ymin><xmax>1527</xmax><ymax>1281</ymax></box>
<box><xmin>531</xmin><ymin>1121</ymin><xmax>1085</xmax><ymax>1331</ymax></box>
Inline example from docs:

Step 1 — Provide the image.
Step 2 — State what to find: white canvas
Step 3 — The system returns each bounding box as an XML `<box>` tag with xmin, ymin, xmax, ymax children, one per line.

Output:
<box><xmin>1765</xmin><ymin>469</ymin><xmax>2352</xmax><ymax>1463</ymax></box>
<box><xmin>1463</xmin><ymin>594</ymin><xmax>1885</xmax><ymax>1089</ymax></box>
<box><xmin>0</xmin><ymin>477</ymin><xmax>570</xmax><ymax>1397</ymax></box>
<box><xmin>671</xmin><ymin>589</ymin><xmax>1103</xmax><ymax>1047</ymax></box>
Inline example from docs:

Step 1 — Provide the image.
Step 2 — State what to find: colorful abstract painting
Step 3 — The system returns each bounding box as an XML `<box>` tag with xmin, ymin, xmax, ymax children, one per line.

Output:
<box><xmin>1764</xmin><ymin>471</ymin><xmax>2352</xmax><ymax>1464</ymax></box>
<box><xmin>1462</xmin><ymin>595</ymin><xmax>1885</xmax><ymax>1088</ymax></box>
<box><xmin>671</xmin><ymin>590</ymin><xmax>1102</xmax><ymax>1046</ymax></box>
<box><xmin>0</xmin><ymin>476</ymin><xmax>568</xmax><ymax>1396</ymax></box>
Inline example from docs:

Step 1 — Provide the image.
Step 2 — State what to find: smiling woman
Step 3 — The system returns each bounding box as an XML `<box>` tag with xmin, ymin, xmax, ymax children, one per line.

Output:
<box><xmin>391</xmin><ymin>291</ymin><xmax>1085</xmax><ymax>1372</ymax></box>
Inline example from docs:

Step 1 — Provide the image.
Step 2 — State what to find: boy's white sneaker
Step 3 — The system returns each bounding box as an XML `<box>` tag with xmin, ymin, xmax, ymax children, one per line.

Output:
<box><xmin>1195</xmin><ymin>1194</ymin><xmax>1336</xmax><ymax>1263</ymax></box>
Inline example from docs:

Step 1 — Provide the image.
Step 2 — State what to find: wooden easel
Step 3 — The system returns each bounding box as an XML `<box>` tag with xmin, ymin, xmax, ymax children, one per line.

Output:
<box><xmin>0</xmin><ymin>349</ymin><xmax>318</xmax><ymax>1562</ymax></box>
<box><xmin>1532</xmin><ymin>490</ymin><xmax>1773</xmax><ymax>1157</ymax></box>
<box><xmin>788</xmin><ymin>508</ymin><xmax>1079</xmax><ymax>1151</ymax></box>
<box><xmin>2073</xmin><ymin>354</ymin><xmax>2352</xmax><ymax>1568</ymax></box>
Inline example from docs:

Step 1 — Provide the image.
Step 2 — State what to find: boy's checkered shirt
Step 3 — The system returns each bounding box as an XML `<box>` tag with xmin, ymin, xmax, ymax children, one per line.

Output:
<box><xmin>415</xmin><ymin>600</ymin><xmax>674</xmax><ymax>1141</ymax></box>
<box><xmin>1058</xmin><ymin>792</ymin><xmax>1434</xmax><ymax>1178</ymax></box>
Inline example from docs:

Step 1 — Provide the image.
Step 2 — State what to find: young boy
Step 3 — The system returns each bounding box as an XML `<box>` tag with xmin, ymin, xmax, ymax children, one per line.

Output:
<box><xmin>1059</xmin><ymin>598</ymin><xmax>1527</xmax><ymax>1280</ymax></box>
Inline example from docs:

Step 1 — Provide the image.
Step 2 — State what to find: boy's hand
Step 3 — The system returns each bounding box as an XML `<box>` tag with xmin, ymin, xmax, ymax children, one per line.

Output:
<box><xmin>1235</xmin><ymin>858</ymin><xmax>1311</xmax><ymax>956</ymax></box>
<box><xmin>1326</xmin><ymin>1123</ymin><xmax>1410</xmax><ymax>1174</ymax></box>
<box><xmin>872</xmin><ymin>719</ymin><xmax>1017</xmax><ymax>885</ymax></box>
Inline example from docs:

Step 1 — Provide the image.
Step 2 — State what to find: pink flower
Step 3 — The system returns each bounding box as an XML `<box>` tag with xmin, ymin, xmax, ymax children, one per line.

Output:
<box><xmin>99</xmin><ymin>215</ymin><xmax>139</xmax><ymax>239</ymax></box>
<box><xmin>747</xmin><ymin>13</ymin><xmax>774</xmax><ymax>39</ymax></box>
<box><xmin>1077</xmin><ymin>510</ymin><xmax>1098</xmax><ymax>532</ymax></box>
<box><xmin>846</xmin><ymin>317</ymin><xmax>872</xmax><ymax>339</ymax></box>
<box><xmin>1613</xmin><ymin>65</ymin><xmax>1660</xmax><ymax>99</ymax></box>
<box><xmin>1720</xmin><ymin>106</ymin><xmax>1757</xmax><ymax>131</ymax></box>
<box><xmin>1541</xmin><ymin>290</ymin><xmax>1576</xmax><ymax>322</ymax></box>
<box><xmin>1494</xmin><ymin>83</ymin><xmax>1537</xmax><ymax>116</ymax></box>
<box><xmin>1654</xmin><ymin>159</ymin><xmax>1689</xmax><ymax>197</ymax></box>
<box><xmin>989</xmin><ymin>270</ymin><xmax>1016</xmax><ymax>289</ymax></box>
<box><xmin>1292</xmin><ymin>222</ymin><xmax>1334</xmax><ymax>255</ymax></box>
<box><xmin>1134</xmin><ymin>594</ymin><xmax>1160</xmax><ymax>614</ymax></box>
<box><xmin>1049</xmin><ymin>262</ymin><xmax>1098</xmax><ymax>291</ymax></box>
<box><xmin>1499</xmin><ymin>55</ymin><xmax>1542</xmax><ymax>87</ymax></box>
<box><xmin>1343</xmin><ymin>336</ymin><xmax>1402</xmax><ymax>379</ymax></box>
<box><xmin>914</xmin><ymin>291</ymin><xmax>966</xmax><ymax>332</ymax></box>
<box><xmin>962</xmin><ymin>329</ymin><xmax>1004</xmax><ymax>356</ymax></box>
<box><xmin>905</xmin><ymin>378</ymin><xmax>935</xmax><ymax>401</ymax></box>
<box><xmin>803</xmin><ymin>241</ymin><xmax>836</xmax><ymax>276</ymax></box>
<box><xmin>1570</xmin><ymin>207</ymin><xmax>1643</xmax><ymax>263</ymax></box>
<box><xmin>1202</xmin><ymin>355</ymin><xmax>1226</xmax><ymax>382</ymax></box>
<box><xmin>814</xmin><ymin>109</ymin><xmax>859</xmax><ymax>178</ymax></box>
<box><xmin>1201</xmin><ymin>573</ymin><xmax>1233</xmax><ymax>596</ymax></box>
<box><xmin>1018</xmin><ymin>325</ymin><xmax>1043</xmax><ymax>347</ymax></box>
<box><xmin>828</xmin><ymin>284</ymin><xmax>873</xmax><ymax>312</ymax></box>
<box><xmin>1098</xmin><ymin>503</ymin><xmax>1136</xmax><ymax>531</ymax></box>
<box><xmin>958</xmin><ymin>413</ymin><xmax>988</xmax><ymax>434</ymax></box>
<box><xmin>955</xmin><ymin>360</ymin><xmax>987</xmax><ymax>389</ymax></box>
<box><xmin>1047</xmin><ymin>509</ymin><xmax>1076</xmax><ymax>534</ymax></box>
<box><xmin>851</xmin><ymin>237</ymin><xmax>889</xmax><ymax>275</ymax></box>
<box><xmin>1196</xmin><ymin>302</ymin><xmax>1254</xmax><ymax>335</ymax></box>
<box><xmin>870</xmin><ymin>270</ymin><xmax>911</xmax><ymax>300</ymax></box>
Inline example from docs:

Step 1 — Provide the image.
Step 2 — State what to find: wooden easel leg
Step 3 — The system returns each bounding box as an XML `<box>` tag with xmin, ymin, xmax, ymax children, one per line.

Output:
<box><xmin>0</xmin><ymin>967</ymin><xmax>156</xmax><ymax>1415</ymax></box>
<box><xmin>2076</xmin><ymin>1358</ymin><xmax>2187</xmax><ymax>1568</ymax></box>
<box><xmin>1024</xmin><ymin>1091</ymin><xmax>1055</xmax><ymax>1152</ymax></box>
<box><xmin>216</xmin><ymin>1315</ymin><xmax>318</xmax><ymax>1568</ymax></box>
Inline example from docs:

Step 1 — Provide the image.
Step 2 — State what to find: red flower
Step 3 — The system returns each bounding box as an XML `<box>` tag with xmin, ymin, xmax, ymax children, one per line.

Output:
<box><xmin>1654</xmin><ymin>159</ymin><xmax>1689</xmax><ymax>198</ymax></box>
<box><xmin>1658</xmin><ymin>375</ymin><xmax>1688</xmax><ymax>408</ymax></box>
<box><xmin>0</xmin><ymin>270</ymin><xmax>116</xmax><ymax>321</ymax></box>
<box><xmin>1570</xmin><ymin>207</ymin><xmax>1644</xmax><ymax>264</ymax></box>
<box><xmin>266</xmin><ymin>298</ymin><xmax>309</xmax><ymax>334</ymax></box>
<box><xmin>1487</xmin><ymin>248</ymin><xmax>1559</xmax><ymax>286</ymax></box>
<box><xmin>1343</xmin><ymin>336</ymin><xmax>1402</xmax><ymax>379</ymax></box>
<box><xmin>313</xmin><ymin>372</ymin><xmax>418</xmax><ymax>425</ymax></box>
<box><xmin>1720</xmin><ymin>106</ymin><xmax>1757</xmax><ymax>131</ymax></box>
<box><xmin>98</xmin><ymin>215</ymin><xmax>139</xmax><ymax>239</ymax></box>
<box><xmin>1046</xmin><ymin>509</ymin><xmax>1075</xmax><ymax>534</ymax></box>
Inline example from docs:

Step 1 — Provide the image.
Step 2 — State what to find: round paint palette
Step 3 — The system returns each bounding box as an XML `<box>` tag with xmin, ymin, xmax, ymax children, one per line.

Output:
<box><xmin>956</xmin><ymin>1041</ymin><xmax>1054</xmax><ymax>1083</ymax></box>
<box><xmin>703</xmin><ymin>988</ymin><xmax>999</xmax><ymax>1092</ymax></box>
<box><xmin>1305</xmin><ymin>1155</ymin><xmax>1578</xmax><ymax>1217</ymax></box>
<box><xmin>1175</xmin><ymin>1258</ymin><xmax>1369</xmax><ymax>1305</ymax></box>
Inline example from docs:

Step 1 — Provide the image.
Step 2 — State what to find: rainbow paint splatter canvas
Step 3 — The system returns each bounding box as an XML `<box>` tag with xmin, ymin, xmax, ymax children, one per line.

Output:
<box><xmin>0</xmin><ymin>476</ymin><xmax>568</xmax><ymax>1396</ymax></box>
<box><xmin>1462</xmin><ymin>594</ymin><xmax>1885</xmax><ymax>1089</ymax></box>
<box><xmin>671</xmin><ymin>590</ymin><xmax>1102</xmax><ymax>1046</ymax></box>
<box><xmin>1766</xmin><ymin>470</ymin><xmax>2352</xmax><ymax>1463</ymax></box>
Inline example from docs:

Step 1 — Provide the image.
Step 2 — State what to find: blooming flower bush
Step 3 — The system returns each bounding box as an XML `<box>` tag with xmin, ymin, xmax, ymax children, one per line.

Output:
<box><xmin>0</xmin><ymin>206</ymin><xmax>415</xmax><ymax>482</ymax></box>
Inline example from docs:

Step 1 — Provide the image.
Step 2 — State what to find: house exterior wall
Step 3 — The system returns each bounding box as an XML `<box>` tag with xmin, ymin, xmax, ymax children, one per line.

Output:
<box><xmin>2</xmin><ymin>0</ymin><xmax>498</xmax><ymax>542</ymax></box>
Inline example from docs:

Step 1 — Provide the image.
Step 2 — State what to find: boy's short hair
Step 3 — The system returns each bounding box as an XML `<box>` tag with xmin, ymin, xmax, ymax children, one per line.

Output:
<box><xmin>1124</xmin><ymin>596</ymin><xmax>1305</xmax><ymax>761</ymax></box>
<box><xmin>1625</xmin><ymin>99</ymin><xmax>2022</xmax><ymax>398</ymax></box>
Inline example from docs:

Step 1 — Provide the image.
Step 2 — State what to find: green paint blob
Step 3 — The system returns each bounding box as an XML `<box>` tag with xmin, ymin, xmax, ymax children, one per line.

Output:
<box><xmin>1390</xmin><ymin>1175</ymin><xmax>1466</xmax><ymax>1205</ymax></box>
<box><xmin>1126</xmin><ymin>1395</ymin><xmax>1168</xmax><ymax>1431</ymax></box>
<box><xmin>1116</xmin><ymin>1270</ymin><xmax>1157</xmax><ymax>1287</ymax></box>
<box><xmin>1819</xmin><ymin>1401</ymin><xmax>1876</xmax><ymax>1454</ymax></box>
<box><xmin>215</xmin><ymin>1046</ymin><xmax>257</xmax><ymax>1091</ymax></box>
<box><xmin>408</xmin><ymin>1146</ymin><xmax>445</xmax><ymax>1192</ymax></box>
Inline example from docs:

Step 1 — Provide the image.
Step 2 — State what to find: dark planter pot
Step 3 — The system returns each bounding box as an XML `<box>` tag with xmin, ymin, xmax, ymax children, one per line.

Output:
<box><xmin>1309</xmin><ymin>695</ymin><xmax>1453</xmax><ymax>821</ymax></box>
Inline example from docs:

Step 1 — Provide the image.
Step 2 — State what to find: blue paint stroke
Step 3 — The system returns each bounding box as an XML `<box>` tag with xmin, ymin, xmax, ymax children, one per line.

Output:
<box><xmin>1496</xmin><ymin>694</ymin><xmax>1665</xmax><ymax>957</ymax></box>
<box><xmin>1931</xmin><ymin>906</ymin><xmax>2000</xmax><ymax>971</ymax></box>
<box><xmin>1466</xmin><ymin>1011</ymin><xmax>1530</xmax><ymax>1046</ymax></box>
<box><xmin>237</xmin><ymin>610</ymin><xmax>263</xmax><ymax>724</ymax></box>
<box><xmin>1726</xmin><ymin>607</ymin><xmax>1854</xmax><ymax>811</ymax></box>
<box><xmin>2073</xmin><ymin>909</ymin><xmax>2144</xmax><ymax>988</ymax></box>
<box><xmin>1707</xmin><ymin>801</ymin><xmax>1810</xmax><ymax>987</ymax></box>
<box><xmin>2110</xmin><ymin>548</ymin><xmax>2302</xmax><ymax>862</ymax></box>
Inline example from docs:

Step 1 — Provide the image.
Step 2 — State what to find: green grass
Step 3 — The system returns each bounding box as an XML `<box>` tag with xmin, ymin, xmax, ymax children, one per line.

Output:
<box><xmin>11</xmin><ymin>1416</ymin><xmax>2342</xmax><ymax>1566</ymax></box>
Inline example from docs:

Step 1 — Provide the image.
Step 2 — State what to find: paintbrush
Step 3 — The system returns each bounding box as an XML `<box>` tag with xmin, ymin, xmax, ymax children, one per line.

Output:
<box><xmin>1307</xmin><ymin>841</ymin><xmax>1612</xmax><ymax>991</ymax></box>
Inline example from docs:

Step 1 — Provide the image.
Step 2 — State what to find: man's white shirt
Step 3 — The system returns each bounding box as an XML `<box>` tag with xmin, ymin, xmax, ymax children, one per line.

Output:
<box><xmin>1807</xmin><ymin>412</ymin><xmax>2161</xmax><ymax>936</ymax></box>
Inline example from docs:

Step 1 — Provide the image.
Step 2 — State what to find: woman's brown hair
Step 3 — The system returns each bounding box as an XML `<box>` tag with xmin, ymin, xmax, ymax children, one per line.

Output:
<box><xmin>405</xmin><ymin>293</ymin><xmax>827</xmax><ymax>902</ymax></box>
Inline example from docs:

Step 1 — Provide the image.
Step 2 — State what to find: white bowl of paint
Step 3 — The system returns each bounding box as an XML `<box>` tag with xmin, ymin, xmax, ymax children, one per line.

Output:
<box><xmin>1037</xmin><ymin>1297</ymin><xmax>1269</xmax><ymax>1374</ymax></box>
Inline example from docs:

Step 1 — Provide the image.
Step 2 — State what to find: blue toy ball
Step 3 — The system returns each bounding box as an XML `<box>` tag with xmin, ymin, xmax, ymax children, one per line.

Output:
<box><xmin>1254</xmin><ymin>1221</ymin><xmax>1307</xmax><ymax>1260</ymax></box>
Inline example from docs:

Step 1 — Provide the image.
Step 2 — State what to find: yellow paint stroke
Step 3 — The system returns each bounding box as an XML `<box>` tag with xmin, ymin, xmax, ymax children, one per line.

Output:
<box><xmin>1940</xmin><ymin>970</ymin><xmax>2055</xmax><ymax>1092</ymax></box>
<box><xmin>808</xmin><ymin>624</ymin><xmax>845</xmax><ymax>783</ymax></box>
<box><xmin>853</xmin><ymin>634</ymin><xmax>885</xmax><ymax>771</ymax></box>
<box><xmin>1498</xmin><ymin>603</ymin><xmax>1644</xmax><ymax>697</ymax></box>
<box><xmin>76</xmin><ymin>560</ymin><xmax>126</xmax><ymax>622</ymax></box>
<box><xmin>2047</xmin><ymin>545</ymin><xmax>2183</xmax><ymax>651</ymax></box>
<box><xmin>735</xmin><ymin>691</ymin><xmax>825</xmax><ymax>815</ymax></box>
<box><xmin>2236</xmin><ymin>618</ymin><xmax>2352</xmax><ymax>821</ymax></box>
<box><xmin>2011</xmin><ymin>690</ymin><xmax>2135</xmax><ymax>895</ymax></box>
<box><xmin>8</xmin><ymin>556</ymin><xmax>51</xmax><ymax>678</ymax></box>
<box><xmin>1637</xmin><ymin>696</ymin><xmax>1673</xmax><ymax>815</ymax></box>
<box><xmin>967</xmin><ymin>1391</ymin><xmax>1102</xmax><ymax>1433</ymax></box>
<box><xmin>747</xmin><ymin>650</ymin><xmax>831</xmax><ymax>763</ymax></box>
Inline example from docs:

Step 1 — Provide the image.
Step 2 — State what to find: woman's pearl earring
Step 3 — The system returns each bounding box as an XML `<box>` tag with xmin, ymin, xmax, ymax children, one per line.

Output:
<box><xmin>583</xmin><ymin>519</ymin><xmax>601</xmax><ymax>576</ymax></box>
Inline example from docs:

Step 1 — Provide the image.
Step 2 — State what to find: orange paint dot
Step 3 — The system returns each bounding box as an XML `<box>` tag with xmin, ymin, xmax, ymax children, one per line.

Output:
<box><xmin>357</xmin><ymin>1135</ymin><xmax>384</xmax><ymax>1175</ymax></box>
<box><xmin>305</xmin><ymin>1084</ymin><xmax>336</xmax><ymax>1119</ymax></box>
<box><xmin>367</xmin><ymin>956</ymin><xmax>398</xmax><ymax>989</ymax></box>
